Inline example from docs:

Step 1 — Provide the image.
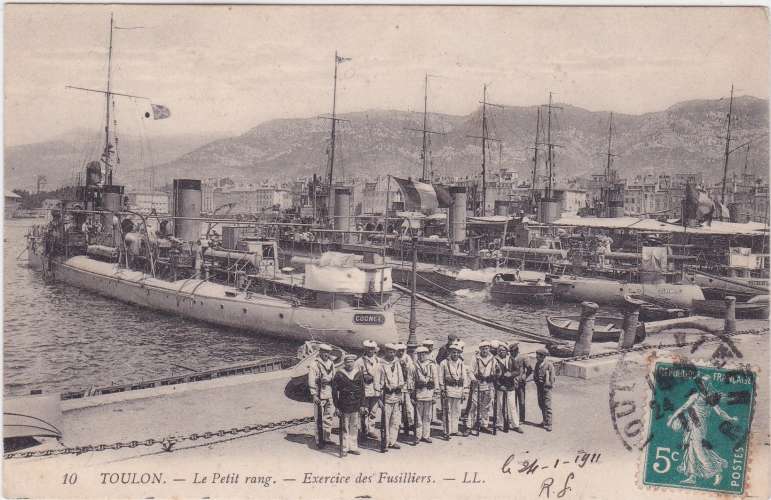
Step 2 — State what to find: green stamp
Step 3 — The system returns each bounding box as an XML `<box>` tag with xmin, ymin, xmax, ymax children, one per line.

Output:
<box><xmin>643</xmin><ymin>361</ymin><xmax>755</xmax><ymax>495</ymax></box>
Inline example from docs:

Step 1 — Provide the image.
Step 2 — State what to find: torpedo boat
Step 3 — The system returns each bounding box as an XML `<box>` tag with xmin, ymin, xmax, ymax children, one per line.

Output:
<box><xmin>550</xmin><ymin>275</ymin><xmax>704</xmax><ymax>308</ymax></box>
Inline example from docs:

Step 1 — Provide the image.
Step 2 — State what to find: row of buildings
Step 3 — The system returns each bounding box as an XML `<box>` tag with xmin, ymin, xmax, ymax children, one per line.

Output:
<box><xmin>95</xmin><ymin>169</ymin><xmax>768</xmax><ymax>225</ymax></box>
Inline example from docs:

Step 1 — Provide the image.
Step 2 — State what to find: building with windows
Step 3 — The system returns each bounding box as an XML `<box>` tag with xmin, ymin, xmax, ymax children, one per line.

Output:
<box><xmin>126</xmin><ymin>191</ymin><xmax>169</xmax><ymax>214</ymax></box>
<box><xmin>213</xmin><ymin>186</ymin><xmax>292</xmax><ymax>214</ymax></box>
<box><xmin>5</xmin><ymin>191</ymin><xmax>21</xmax><ymax>218</ymax></box>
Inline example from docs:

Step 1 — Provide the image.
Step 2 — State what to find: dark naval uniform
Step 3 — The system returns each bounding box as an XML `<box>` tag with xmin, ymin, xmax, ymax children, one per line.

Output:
<box><xmin>331</xmin><ymin>366</ymin><xmax>365</xmax><ymax>454</ymax></box>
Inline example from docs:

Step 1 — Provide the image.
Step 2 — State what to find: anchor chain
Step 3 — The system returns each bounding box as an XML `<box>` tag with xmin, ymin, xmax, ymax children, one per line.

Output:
<box><xmin>6</xmin><ymin>329</ymin><xmax>766</xmax><ymax>460</ymax></box>
<box><xmin>4</xmin><ymin>416</ymin><xmax>314</xmax><ymax>460</ymax></box>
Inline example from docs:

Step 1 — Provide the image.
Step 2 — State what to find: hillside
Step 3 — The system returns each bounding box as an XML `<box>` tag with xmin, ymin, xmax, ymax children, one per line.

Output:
<box><xmin>4</xmin><ymin>131</ymin><xmax>227</xmax><ymax>191</ymax></box>
<box><xmin>148</xmin><ymin>95</ymin><xmax>768</xmax><ymax>185</ymax></box>
<box><xmin>8</xmin><ymin>96</ymin><xmax>768</xmax><ymax>190</ymax></box>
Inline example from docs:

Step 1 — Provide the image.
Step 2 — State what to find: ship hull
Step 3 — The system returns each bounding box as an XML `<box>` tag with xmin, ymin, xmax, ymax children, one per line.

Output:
<box><xmin>551</xmin><ymin>276</ymin><xmax>704</xmax><ymax>308</ymax></box>
<box><xmin>685</xmin><ymin>271</ymin><xmax>768</xmax><ymax>300</ymax></box>
<box><xmin>390</xmin><ymin>266</ymin><xmax>486</xmax><ymax>294</ymax></box>
<box><xmin>48</xmin><ymin>256</ymin><xmax>399</xmax><ymax>349</ymax></box>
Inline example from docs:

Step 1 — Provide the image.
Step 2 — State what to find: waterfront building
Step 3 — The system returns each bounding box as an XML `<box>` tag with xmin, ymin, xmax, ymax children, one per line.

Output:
<box><xmin>126</xmin><ymin>191</ymin><xmax>169</xmax><ymax>214</ymax></box>
<box><xmin>5</xmin><ymin>191</ymin><xmax>21</xmax><ymax>218</ymax></box>
<box><xmin>213</xmin><ymin>186</ymin><xmax>292</xmax><ymax>214</ymax></box>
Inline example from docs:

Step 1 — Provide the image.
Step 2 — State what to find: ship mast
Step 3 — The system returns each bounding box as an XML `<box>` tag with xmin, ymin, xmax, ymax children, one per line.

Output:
<box><xmin>541</xmin><ymin>92</ymin><xmax>561</xmax><ymax>200</ymax></box>
<box><xmin>421</xmin><ymin>74</ymin><xmax>429</xmax><ymax>181</ymax></box>
<box><xmin>720</xmin><ymin>84</ymin><xmax>734</xmax><ymax>204</ymax></box>
<box><xmin>103</xmin><ymin>13</ymin><xmax>115</xmax><ymax>185</ymax></box>
<box><xmin>323</xmin><ymin>51</ymin><xmax>351</xmax><ymax>190</ymax></box>
<box><xmin>405</xmin><ymin>74</ymin><xmax>444</xmax><ymax>183</ymax></box>
<box><xmin>743</xmin><ymin>143</ymin><xmax>751</xmax><ymax>178</ymax></box>
<box><xmin>605</xmin><ymin>112</ymin><xmax>615</xmax><ymax>182</ymax></box>
<box><xmin>600</xmin><ymin>112</ymin><xmax>620</xmax><ymax>216</ymax></box>
<box><xmin>530</xmin><ymin>107</ymin><xmax>541</xmax><ymax>207</ymax></box>
<box><xmin>467</xmin><ymin>84</ymin><xmax>502</xmax><ymax>216</ymax></box>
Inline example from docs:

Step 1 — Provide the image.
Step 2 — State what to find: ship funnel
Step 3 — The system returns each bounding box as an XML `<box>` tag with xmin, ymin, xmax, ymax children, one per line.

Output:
<box><xmin>449</xmin><ymin>186</ymin><xmax>467</xmax><ymax>244</ymax></box>
<box><xmin>86</xmin><ymin>161</ymin><xmax>102</xmax><ymax>186</ymax></box>
<box><xmin>173</xmin><ymin>179</ymin><xmax>202</xmax><ymax>242</ymax></box>
<box><xmin>101</xmin><ymin>185</ymin><xmax>124</xmax><ymax>246</ymax></box>
<box><xmin>333</xmin><ymin>187</ymin><xmax>352</xmax><ymax>243</ymax></box>
<box><xmin>538</xmin><ymin>199</ymin><xmax>561</xmax><ymax>224</ymax></box>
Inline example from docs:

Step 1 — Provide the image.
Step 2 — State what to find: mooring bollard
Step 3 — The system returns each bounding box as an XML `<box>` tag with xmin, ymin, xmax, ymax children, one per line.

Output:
<box><xmin>620</xmin><ymin>298</ymin><xmax>644</xmax><ymax>349</ymax></box>
<box><xmin>573</xmin><ymin>301</ymin><xmax>599</xmax><ymax>356</ymax></box>
<box><xmin>724</xmin><ymin>295</ymin><xmax>737</xmax><ymax>334</ymax></box>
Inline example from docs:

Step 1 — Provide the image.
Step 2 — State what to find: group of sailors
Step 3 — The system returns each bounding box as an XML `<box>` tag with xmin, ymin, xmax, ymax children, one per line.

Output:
<box><xmin>308</xmin><ymin>334</ymin><xmax>556</xmax><ymax>457</ymax></box>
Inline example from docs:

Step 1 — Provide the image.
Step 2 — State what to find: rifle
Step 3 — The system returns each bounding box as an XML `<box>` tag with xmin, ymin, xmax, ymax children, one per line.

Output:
<box><xmin>503</xmin><ymin>391</ymin><xmax>510</xmax><ymax>433</ymax></box>
<box><xmin>380</xmin><ymin>390</ymin><xmax>387</xmax><ymax>453</ymax></box>
<box><xmin>358</xmin><ymin>373</ymin><xmax>367</xmax><ymax>446</ymax></box>
<box><xmin>463</xmin><ymin>380</ymin><xmax>475</xmax><ymax>435</ymax></box>
<box><xmin>475</xmin><ymin>379</ymin><xmax>482</xmax><ymax>436</ymax></box>
<box><xmin>413</xmin><ymin>391</ymin><xmax>418</xmax><ymax>445</ymax></box>
<box><xmin>401</xmin><ymin>390</ymin><xmax>409</xmax><ymax>437</ymax></box>
<box><xmin>492</xmin><ymin>388</ymin><xmax>498</xmax><ymax>436</ymax></box>
<box><xmin>315</xmin><ymin>374</ymin><xmax>325</xmax><ymax>449</ymax></box>
<box><xmin>441</xmin><ymin>390</ymin><xmax>450</xmax><ymax>440</ymax></box>
<box><xmin>338</xmin><ymin>411</ymin><xmax>345</xmax><ymax>458</ymax></box>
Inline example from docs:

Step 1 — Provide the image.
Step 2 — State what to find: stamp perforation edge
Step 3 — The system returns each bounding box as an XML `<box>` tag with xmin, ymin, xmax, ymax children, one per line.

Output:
<box><xmin>635</xmin><ymin>353</ymin><xmax>760</xmax><ymax>497</ymax></box>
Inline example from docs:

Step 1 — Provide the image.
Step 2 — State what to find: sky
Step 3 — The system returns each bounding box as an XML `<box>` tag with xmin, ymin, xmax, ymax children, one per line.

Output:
<box><xmin>4</xmin><ymin>5</ymin><xmax>769</xmax><ymax>146</ymax></box>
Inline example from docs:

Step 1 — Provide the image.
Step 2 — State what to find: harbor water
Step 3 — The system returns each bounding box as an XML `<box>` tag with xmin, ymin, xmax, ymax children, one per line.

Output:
<box><xmin>3</xmin><ymin>220</ymin><xmax>579</xmax><ymax>396</ymax></box>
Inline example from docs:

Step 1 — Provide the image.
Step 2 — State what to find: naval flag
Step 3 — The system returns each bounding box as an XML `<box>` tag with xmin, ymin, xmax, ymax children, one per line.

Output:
<box><xmin>150</xmin><ymin>104</ymin><xmax>171</xmax><ymax>120</ymax></box>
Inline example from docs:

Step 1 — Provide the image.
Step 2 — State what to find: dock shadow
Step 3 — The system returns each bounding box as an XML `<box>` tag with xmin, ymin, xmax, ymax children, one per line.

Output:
<box><xmin>284</xmin><ymin>432</ymin><xmax>346</xmax><ymax>457</ymax></box>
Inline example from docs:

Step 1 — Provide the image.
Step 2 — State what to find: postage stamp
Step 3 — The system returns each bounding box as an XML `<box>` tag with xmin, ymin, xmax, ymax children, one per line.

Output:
<box><xmin>642</xmin><ymin>361</ymin><xmax>756</xmax><ymax>495</ymax></box>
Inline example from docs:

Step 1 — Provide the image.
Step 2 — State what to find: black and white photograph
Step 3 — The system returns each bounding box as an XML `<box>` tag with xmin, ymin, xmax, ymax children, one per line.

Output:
<box><xmin>3</xmin><ymin>4</ymin><xmax>769</xmax><ymax>498</ymax></box>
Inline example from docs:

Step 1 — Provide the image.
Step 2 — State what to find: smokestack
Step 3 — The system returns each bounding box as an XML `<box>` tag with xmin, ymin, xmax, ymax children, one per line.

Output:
<box><xmin>101</xmin><ymin>184</ymin><xmax>124</xmax><ymax>246</ymax></box>
<box><xmin>333</xmin><ymin>187</ymin><xmax>352</xmax><ymax>243</ymax></box>
<box><xmin>538</xmin><ymin>199</ymin><xmax>561</xmax><ymax>223</ymax></box>
<box><xmin>449</xmin><ymin>186</ymin><xmax>467</xmax><ymax>244</ymax></box>
<box><xmin>173</xmin><ymin>179</ymin><xmax>202</xmax><ymax>242</ymax></box>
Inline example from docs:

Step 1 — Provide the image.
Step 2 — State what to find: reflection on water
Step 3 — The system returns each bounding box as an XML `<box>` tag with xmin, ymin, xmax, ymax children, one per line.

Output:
<box><xmin>3</xmin><ymin>220</ymin><xmax>580</xmax><ymax>396</ymax></box>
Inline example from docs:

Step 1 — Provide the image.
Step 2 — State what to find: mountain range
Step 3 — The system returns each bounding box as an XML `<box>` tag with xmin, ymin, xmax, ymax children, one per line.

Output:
<box><xmin>6</xmin><ymin>96</ymin><xmax>768</xmax><ymax>191</ymax></box>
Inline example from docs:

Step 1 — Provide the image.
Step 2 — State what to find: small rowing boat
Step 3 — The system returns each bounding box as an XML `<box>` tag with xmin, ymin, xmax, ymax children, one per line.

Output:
<box><xmin>546</xmin><ymin>315</ymin><xmax>631</xmax><ymax>342</ymax></box>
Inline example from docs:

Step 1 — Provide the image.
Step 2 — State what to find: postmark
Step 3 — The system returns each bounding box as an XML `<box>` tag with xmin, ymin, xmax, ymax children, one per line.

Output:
<box><xmin>642</xmin><ymin>360</ymin><xmax>756</xmax><ymax>495</ymax></box>
<box><xmin>608</xmin><ymin>326</ymin><xmax>761</xmax><ymax>452</ymax></box>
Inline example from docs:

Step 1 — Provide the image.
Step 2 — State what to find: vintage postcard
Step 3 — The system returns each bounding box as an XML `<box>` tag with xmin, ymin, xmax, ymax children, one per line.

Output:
<box><xmin>3</xmin><ymin>4</ymin><xmax>769</xmax><ymax>499</ymax></box>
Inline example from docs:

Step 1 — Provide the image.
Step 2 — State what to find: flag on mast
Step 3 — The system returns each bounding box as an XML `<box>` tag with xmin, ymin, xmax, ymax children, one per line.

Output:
<box><xmin>336</xmin><ymin>55</ymin><xmax>352</xmax><ymax>63</ymax></box>
<box><xmin>150</xmin><ymin>104</ymin><xmax>171</xmax><ymax>120</ymax></box>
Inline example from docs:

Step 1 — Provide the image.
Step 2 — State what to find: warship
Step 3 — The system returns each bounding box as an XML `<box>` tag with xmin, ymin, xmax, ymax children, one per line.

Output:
<box><xmin>24</xmin><ymin>20</ymin><xmax>399</xmax><ymax>349</ymax></box>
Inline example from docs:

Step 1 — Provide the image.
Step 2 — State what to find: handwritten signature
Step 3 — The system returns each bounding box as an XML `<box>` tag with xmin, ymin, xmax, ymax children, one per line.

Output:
<box><xmin>500</xmin><ymin>450</ymin><xmax>601</xmax><ymax>498</ymax></box>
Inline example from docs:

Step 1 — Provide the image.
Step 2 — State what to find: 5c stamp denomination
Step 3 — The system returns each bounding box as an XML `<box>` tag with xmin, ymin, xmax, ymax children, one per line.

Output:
<box><xmin>643</xmin><ymin>361</ymin><xmax>755</xmax><ymax>495</ymax></box>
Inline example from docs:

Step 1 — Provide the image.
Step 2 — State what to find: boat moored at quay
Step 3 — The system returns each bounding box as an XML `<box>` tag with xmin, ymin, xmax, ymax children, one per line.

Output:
<box><xmin>27</xmin><ymin>179</ymin><xmax>399</xmax><ymax>350</ymax></box>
